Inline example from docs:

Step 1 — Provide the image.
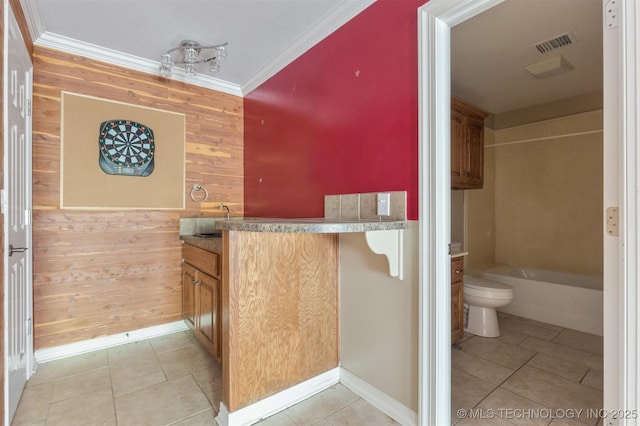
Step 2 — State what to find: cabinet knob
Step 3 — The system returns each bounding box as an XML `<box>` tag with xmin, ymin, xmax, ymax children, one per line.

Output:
<box><xmin>455</xmin><ymin>269</ymin><xmax>464</xmax><ymax>274</ymax></box>
<box><xmin>192</xmin><ymin>279</ymin><xmax>201</xmax><ymax>286</ymax></box>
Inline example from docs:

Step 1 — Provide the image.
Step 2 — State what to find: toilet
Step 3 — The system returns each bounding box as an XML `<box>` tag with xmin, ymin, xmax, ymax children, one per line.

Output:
<box><xmin>463</xmin><ymin>275</ymin><xmax>514</xmax><ymax>337</ymax></box>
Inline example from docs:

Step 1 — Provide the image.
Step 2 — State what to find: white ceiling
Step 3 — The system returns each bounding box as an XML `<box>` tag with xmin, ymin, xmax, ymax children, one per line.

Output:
<box><xmin>451</xmin><ymin>0</ymin><xmax>603</xmax><ymax>115</ymax></box>
<box><xmin>20</xmin><ymin>0</ymin><xmax>375</xmax><ymax>96</ymax></box>
<box><xmin>21</xmin><ymin>0</ymin><xmax>602</xmax><ymax>111</ymax></box>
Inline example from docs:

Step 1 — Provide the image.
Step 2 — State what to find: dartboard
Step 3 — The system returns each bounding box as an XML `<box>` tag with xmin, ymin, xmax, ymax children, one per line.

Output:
<box><xmin>98</xmin><ymin>119</ymin><xmax>155</xmax><ymax>176</ymax></box>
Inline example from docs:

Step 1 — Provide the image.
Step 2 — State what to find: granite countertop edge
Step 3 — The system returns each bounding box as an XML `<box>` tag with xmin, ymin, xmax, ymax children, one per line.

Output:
<box><xmin>213</xmin><ymin>218</ymin><xmax>408</xmax><ymax>233</ymax></box>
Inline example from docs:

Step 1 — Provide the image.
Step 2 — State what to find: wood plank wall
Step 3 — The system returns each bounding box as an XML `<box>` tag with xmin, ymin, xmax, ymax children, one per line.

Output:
<box><xmin>32</xmin><ymin>47</ymin><xmax>244</xmax><ymax>349</ymax></box>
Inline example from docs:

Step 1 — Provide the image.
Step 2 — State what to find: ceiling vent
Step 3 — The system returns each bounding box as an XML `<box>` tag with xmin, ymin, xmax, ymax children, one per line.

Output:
<box><xmin>525</xmin><ymin>55</ymin><xmax>574</xmax><ymax>79</ymax></box>
<box><xmin>532</xmin><ymin>31</ymin><xmax>576</xmax><ymax>55</ymax></box>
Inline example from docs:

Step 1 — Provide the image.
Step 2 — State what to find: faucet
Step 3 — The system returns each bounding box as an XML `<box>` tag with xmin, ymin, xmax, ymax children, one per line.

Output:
<box><xmin>220</xmin><ymin>203</ymin><xmax>230</xmax><ymax>220</ymax></box>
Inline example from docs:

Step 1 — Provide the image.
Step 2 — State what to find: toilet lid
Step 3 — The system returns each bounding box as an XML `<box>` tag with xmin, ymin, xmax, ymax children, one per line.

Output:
<box><xmin>463</xmin><ymin>275</ymin><xmax>513</xmax><ymax>293</ymax></box>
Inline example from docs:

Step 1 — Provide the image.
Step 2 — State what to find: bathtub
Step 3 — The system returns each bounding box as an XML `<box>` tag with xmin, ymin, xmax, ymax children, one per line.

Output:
<box><xmin>480</xmin><ymin>265</ymin><xmax>603</xmax><ymax>336</ymax></box>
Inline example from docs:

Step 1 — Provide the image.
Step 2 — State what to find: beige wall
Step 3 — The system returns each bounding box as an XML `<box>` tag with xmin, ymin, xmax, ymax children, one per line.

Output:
<box><xmin>466</xmin><ymin>128</ymin><xmax>497</xmax><ymax>270</ymax></box>
<box><xmin>339</xmin><ymin>222</ymin><xmax>419</xmax><ymax>411</ymax></box>
<box><xmin>467</xmin><ymin>111</ymin><xmax>603</xmax><ymax>277</ymax></box>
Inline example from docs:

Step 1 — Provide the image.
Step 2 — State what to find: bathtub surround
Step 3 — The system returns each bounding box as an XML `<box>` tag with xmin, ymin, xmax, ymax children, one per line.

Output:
<box><xmin>467</xmin><ymin>110</ymin><xmax>603</xmax><ymax>278</ymax></box>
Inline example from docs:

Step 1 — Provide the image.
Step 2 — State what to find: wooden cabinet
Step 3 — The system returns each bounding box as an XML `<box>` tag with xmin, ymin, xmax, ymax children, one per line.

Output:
<box><xmin>451</xmin><ymin>98</ymin><xmax>489</xmax><ymax>189</ymax></box>
<box><xmin>451</xmin><ymin>257</ymin><xmax>465</xmax><ymax>343</ymax></box>
<box><xmin>183</xmin><ymin>243</ymin><xmax>221</xmax><ymax>363</ymax></box>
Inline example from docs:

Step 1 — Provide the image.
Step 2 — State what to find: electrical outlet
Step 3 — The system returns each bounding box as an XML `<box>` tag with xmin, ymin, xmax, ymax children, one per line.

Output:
<box><xmin>377</xmin><ymin>193</ymin><xmax>391</xmax><ymax>216</ymax></box>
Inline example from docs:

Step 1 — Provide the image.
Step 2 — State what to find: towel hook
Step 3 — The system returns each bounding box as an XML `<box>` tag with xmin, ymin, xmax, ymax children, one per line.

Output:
<box><xmin>190</xmin><ymin>184</ymin><xmax>209</xmax><ymax>202</ymax></box>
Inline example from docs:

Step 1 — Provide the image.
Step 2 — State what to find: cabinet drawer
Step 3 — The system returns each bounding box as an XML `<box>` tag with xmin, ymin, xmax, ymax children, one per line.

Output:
<box><xmin>183</xmin><ymin>244</ymin><xmax>219</xmax><ymax>278</ymax></box>
<box><xmin>451</xmin><ymin>258</ymin><xmax>464</xmax><ymax>284</ymax></box>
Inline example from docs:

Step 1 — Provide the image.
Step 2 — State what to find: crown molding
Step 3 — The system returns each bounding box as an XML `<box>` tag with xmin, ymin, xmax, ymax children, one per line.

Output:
<box><xmin>22</xmin><ymin>0</ymin><xmax>375</xmax><ymax>97</ymax></box>
<box><xmin>240</xmin><ymin>0</ymin><xmax>375</xmax><ymax>95</ymax></box>
<box><xmin>35</xmin><ymin>32</ymin><xmax>243</xmax><ymax>97</ymax></box>
<box><xmin>19</xmin><ymin>0</ymin><xmax>45</xmax><ymax>42</ymax></box>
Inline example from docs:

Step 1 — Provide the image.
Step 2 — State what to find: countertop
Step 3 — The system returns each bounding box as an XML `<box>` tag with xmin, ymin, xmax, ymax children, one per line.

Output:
<box><xmin>214</xmin><ymin>217</ymin><xmax>408</xmax><ymax>233</ymax></box>
<box><xmin>451</xmin><ymin>251</ymin><xmax>468</xmax><ymax>259</ymax></box>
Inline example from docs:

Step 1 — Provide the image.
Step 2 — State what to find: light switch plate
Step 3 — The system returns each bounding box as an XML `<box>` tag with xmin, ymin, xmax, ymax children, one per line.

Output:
<box><xmin>377</xmin><ymin>193</ymin><xmax>391</xmax><ymax>216</ymax></box>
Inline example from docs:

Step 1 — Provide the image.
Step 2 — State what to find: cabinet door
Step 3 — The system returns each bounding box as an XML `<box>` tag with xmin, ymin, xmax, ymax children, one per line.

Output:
<box><xmin>197</xmin><ymin>272</ymin><xmax>220</xmax><ymax>361</ymax></box>
<box><xmin>451</xmin><ymin>282</ymin><xmax>464</xmax><ymax>343</ymax></box>
<box><xmin>451</xmin><ymin>257</ymin><xmax>465</xmax><ymax>343</ymax></box>
<box><xmin>450</xmin><ymin>109</ymin><xmax>466</xmax><ymax>186</ymax></box>
<box><xmin>182</xmin><ymin>263</ymin><xmax>198</xmax><ymax>328</ymax></box>
<box><xmin>465</xmin><ymin>116</ymin><xmax>485</xmax><ymax>188</ymax></box>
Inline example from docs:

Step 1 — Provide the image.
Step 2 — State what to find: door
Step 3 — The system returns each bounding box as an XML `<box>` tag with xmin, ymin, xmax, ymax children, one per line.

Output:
<box><xmin>3</xmin><ymin>3</ymin><xmax>34</xmax><ymax>423</ymax></box>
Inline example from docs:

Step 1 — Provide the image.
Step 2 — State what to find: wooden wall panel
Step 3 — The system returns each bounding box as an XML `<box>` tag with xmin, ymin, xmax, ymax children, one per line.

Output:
<box><xmin>32</xmin><ymin>46</ymin><xmax>243</xmax><ymax>349</ymax></box>
<box><xmin>223</xmin><ymin>231</ymin><xmax>339</xmax><ymax>410</ymax></box>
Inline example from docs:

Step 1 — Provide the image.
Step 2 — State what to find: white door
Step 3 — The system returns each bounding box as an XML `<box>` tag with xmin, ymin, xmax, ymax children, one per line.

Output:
<box><xmin>3</xmin><ymin>3</ymin><xmax>34</xmax><ymax>423</ymax></box>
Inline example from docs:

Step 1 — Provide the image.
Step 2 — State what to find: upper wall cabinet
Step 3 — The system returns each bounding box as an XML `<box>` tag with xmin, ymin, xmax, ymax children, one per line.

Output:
<box><xmin>451</xmin><ymin>98</ymin><xmax>489</xmax><ymax>189</ymax></box>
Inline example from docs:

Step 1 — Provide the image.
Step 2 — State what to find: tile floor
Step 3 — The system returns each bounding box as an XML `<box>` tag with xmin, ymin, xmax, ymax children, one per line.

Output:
<box><xmin>452</xmin><ymin>312</ymin><xmax>603</xmax><ymax>426</ymax></box>
<box><xmin>11</xmin><ymin>330</ymin><xmax>396</xmax><ymax>426</ymax></box>
<box><xmin>11</xmin><ymin>313</ymin><xmax>603</xmax><ymax>426</ymax></box>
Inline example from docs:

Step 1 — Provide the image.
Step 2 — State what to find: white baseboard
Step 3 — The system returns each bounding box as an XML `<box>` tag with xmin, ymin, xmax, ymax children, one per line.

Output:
<box><xmin>339</xmin><ymin>367</ymin><xmax>418</xmax><ymax>426</ymax></box>
<box><xmin>216</xmin><ymin>367</ymin><xmax>340</xmax><ymax>426</ymax></box>
<box><xmin>215</xmin><ymin>366</ymin><xmax>416</xmax><ymax>426</ymax></box>
<box><xmin>34</xmin><ymin>321</ymin><xmax>189</xmax><ymax>363</ymax></box>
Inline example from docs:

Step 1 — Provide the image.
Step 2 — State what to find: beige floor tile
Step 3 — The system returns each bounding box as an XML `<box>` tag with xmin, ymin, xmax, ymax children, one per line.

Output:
<box><xmin>107</xmin><ymin>339</ymin><xmax>154</xmax><ymax>363</ymax></box>
<box><xmin>11</xmin><ymin>382</ymin><xmax>52</xmax><ymax>426</ymax></box>
<box><xmin>173</xmin><ymin>408</ymin><xmax>218</xmax><ymax>425</ymax></box>
<box><xmin>478</xmin><ymin>387</ymin><xmax>549</xmax><ymax>426</ymax></box>
<box><xmin>460</xmin><ymin>337</ymin><xmax>536</xmax><ymax>369</ymax></box>
<box><xmin>493</xmin><ymin>327</ymin><xmax>530</xmax><ymax>346</ymax></box>
<box><xmin>518</xmin><ymin>337</ymin><xmax>602</xmax><ymax>370</ymax></box>
<box><xmin>581</xmin><ymin>369</ymin><xmax>603</xmax><ymax>391</ymax></box>
<box><xmin>191</xmin><ymin>363</ymin><xmax>224</xmax><ymax>411</ymax></box>
<box><xmin>499</xmin><ymin>316</ymin><xmax>563</xmax><ymax>340</ymax></box>
<box><xmin>549</xmin><ymin>417</ymin><xmax>596</xmax><ymax>425</ymax></box>
<box><xmin>552</xmin><ymin>329</ymin><xmax>603</xmax><ymax>356</ymax></box>
<box><xmin>502</xmin><ymin>366</ymin><xmax>602</xmax><ymax>426</ymax></box>
<box><xmin>51</xmin><ymin>366</ymin><xmax>112</xmax><ymax>403</ymax></box>
<box><xmin>282</xmin><ymin>384</ymin><xmax>360</xmax><ymax>425</ymax></box>
<box><xmin>255</xmin><ymin>410</ymin><xmax>299</xmax><ymax>425</ymax></box>
<box><xmin>452</xmin><ymin>349</ymin><xmax>515</xmax><ymax>385</ymax></box>
<box><xmin>454</xmin><ymin>415</ymin><xmax>514</xmax><ymax>425</ymax></box>
<box><xmin>114</xmin><ymin>374</ymin><xmax>212</xmax><ymax>426</ymax></box>
<box><xmin>324</xmin><ymin>398</ymin><xmax>397</xmax><ymax>425</ymax></box>
<box><xmin>451</xmin><ymin>369</ymin><xmax>496</xmax><ymax>422</ymax></box>
<box><xmin>45</xmin><ymin>389</ymin><xmax>116</xmax><ymax>426</ymax></box>
<box><xmin>156</xmin><ymin>344</ymin><xmax>219</xmax><ymax>380</ymax></box>
<box><xmin>15</xmin><ymin>421</ymin><xmax>46</xmax><ymax>426</ymax></box>
<box><xmin>527</xmin><ymin>353</ymin><xmax>590</xmax><ymax>383</ymax></box>
<box><xmin>149</xmin><ymin>330</ymin><xmax>196</xmax><ymax>354</ymax></box>
<box><xmin>109</xmin><ymin>343</ymin><xmax>167</xmax><ymax>396</ymax></box>
<box><xmin>26</xmin><ymin>350</ymin><xmax>109</xmax><ymax>387</ymax></box>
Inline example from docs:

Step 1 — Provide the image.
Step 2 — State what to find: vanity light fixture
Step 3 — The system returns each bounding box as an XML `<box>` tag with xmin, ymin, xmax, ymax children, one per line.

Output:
<box><xmin>159</xmin><ymin>40</ymin><xmax>228</xmax><ymax>78</ymax></box>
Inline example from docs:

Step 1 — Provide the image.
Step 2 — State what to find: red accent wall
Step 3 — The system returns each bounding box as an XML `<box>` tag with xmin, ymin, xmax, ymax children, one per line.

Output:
<box><xmin>244</xmin><ymin>0</ymin><xmax>423</xmax><ymax>220</ymax></box>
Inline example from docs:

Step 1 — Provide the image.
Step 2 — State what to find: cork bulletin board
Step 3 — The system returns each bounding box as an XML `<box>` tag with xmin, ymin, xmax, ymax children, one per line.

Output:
<box><xmin>61</xmin><ymin>92</ymin><xmax>186</xmax><ymax>209</ymax></box>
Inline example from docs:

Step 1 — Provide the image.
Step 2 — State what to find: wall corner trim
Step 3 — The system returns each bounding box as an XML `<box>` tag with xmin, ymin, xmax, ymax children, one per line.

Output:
<box><xmin>217</xmin><ymin>368</ymin><xmax>340</xmax><ymax>426</ymax></box>
<box><xmin>216</xmin><ymin>367</ymin><xmax>416</xmax><ymax>426</ymax></box>
<box><xmin>34</xmin><ymin>321</ymin><xmax>189</xmax><ymax>364</ymax></box>
<box><xmin>340</xmin><ymin>367</ymin><xmax>418</xmax><ymax>426</ymax></box>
